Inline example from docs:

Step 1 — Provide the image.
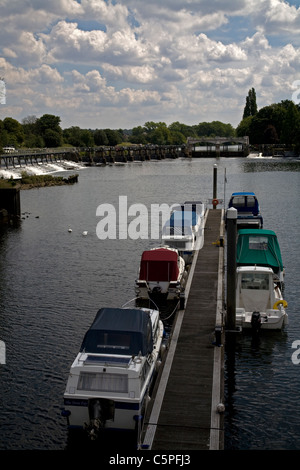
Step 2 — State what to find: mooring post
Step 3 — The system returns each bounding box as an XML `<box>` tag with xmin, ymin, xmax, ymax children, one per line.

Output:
<box><xmin>213</xmin><ymin>164</ymin><xmax>217</xmax><ymax>209</ymax></box>
<box><xmin>226</xmin><ymin>207</ymin><xmax>237</xmax><ymax>330</ymax></box>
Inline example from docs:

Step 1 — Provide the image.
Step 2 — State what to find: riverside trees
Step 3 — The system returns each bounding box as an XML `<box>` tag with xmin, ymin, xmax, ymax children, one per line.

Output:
<box><xmin>237</xmin><ymin>97</ymin><xmax>300</xmax><ymax>148</ymax></box>
<box><xmin>1</xmin><ymin>92</ymin><xmax>300</xmax><ymax>150</ymax></box>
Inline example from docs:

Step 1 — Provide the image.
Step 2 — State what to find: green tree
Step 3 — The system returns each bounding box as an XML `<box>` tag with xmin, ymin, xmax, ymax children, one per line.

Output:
<box><xmin>3</xmin><ymin>117</ymin><xmax>24</xmax><ymax>146</ymax></box>
<box><xmin>63</xmin><ymin>126</ymin><xmax>82</xmax><ymax>147</ymax></box>
<box><xmin>169</xmin><ymin>121</ymin><xmax>196</xmax><ymax>138</ymax></box>
<box><xmin>236</xmin><ymin>116</ymin><xmax>253</xmax><ymax>138</ymax></box>
<box><xmin>263</xmin><ymin>124</ymin><xmax>279</xmax><ymax>144</ymax></box>
<box><xmin>131</xmin><ymin>126</ymin><xmax>147</xmax><ymax>144</ymax></box>
<box><xmin>104</xmin><ymin>129</ymin><xmax>122</xmax><ymax>146</ymax></box>
<box><xmin>196</xmin><ymin>121</ymin><xmax>235</xmax><ymax>137</ymax></box>
<box><xmin>36</xmin><ymin>114</ymin><xmax>62</xmax><ymax>147</ymax></box>
<box><xmin>243</xmin><ymin>88</ymin><xmax>258</xmax><ymax>119</ymax></box>
<box><xmin>22</xmin><ymin>115</ymin><xmax>43</xmax><ymax>148</ymax></box>
<box><xmin>248</xmin><ymin>101</ymin><xmax>298</xmax><ymax>144</ymax></box>
<box><xmin>151</xmin><ymin>125</ymin><xmax>172</xmax><ymax>145</ymax></box>
<box><xmin>280</xmin><ymin>101</ymin><xmax>300</xmax><ymax>145</ymax></box>
<box><xmin>0</xmin><ymin>119</ymin><xmax>5</xmax><ymax>148</ymax></box>
<box><xmin>142</xmin><ymin>122</ymin><xmax>173</xmax><ymax>145</ymax></box>
<box><xmin>93</xmin><ymin>129</ymin><xmax>109</xmax><ymax>146</ymax></box>
<box><xmin>80</xmin><ymin>129</ymin><xmax>94</xmax><ymax>147</ymax></box>
<box><xmin>168</xmin><ymin>121</ymin><xmax>196</xmax><ymax>143</ymax></box>
<box><xmin>43</xmin><ymin>128</ymin><xmax>63</xmax><ymax>147</ymax></box>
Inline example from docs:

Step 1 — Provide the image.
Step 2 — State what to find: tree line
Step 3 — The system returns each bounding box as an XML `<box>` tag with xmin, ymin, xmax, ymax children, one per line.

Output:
<box><xmin>0</xmin><ymin>89</ymin><xmax>299</xmax><ymax>151</ymax></box>
<box><xmin>237</xmin><ymin>88</ymin><xmax>300</xmax><ymax>148</ymax></box>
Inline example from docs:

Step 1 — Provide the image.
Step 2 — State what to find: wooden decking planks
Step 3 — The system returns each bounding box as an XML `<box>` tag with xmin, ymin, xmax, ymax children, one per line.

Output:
<box><xmin>145</xmin><ymin>209</ymin><xmax>223</xmax><ymax>450</ymax></box>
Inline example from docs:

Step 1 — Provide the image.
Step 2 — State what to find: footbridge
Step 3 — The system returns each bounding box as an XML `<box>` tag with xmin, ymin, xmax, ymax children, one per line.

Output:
<box><xmin>187</xmin><ymin>136</ymin><xmax>249</xmax><ymax>157</ymax></box>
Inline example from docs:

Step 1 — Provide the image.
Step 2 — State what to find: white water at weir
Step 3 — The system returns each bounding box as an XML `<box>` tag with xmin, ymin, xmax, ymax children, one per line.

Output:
<box><xmin>0</xmin><ymin>159</ymin><xmax>85</xmax><ymax>179</ymax></box>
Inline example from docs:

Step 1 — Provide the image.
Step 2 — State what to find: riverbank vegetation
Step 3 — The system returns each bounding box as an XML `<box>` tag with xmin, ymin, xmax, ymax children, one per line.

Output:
<box><xmin>0</xmin><ymin>90</ymin><xmax>299</xmax><ymax>150</ymax></box>
<box><xmin>0</xmin><ymin>172</ymin><xmax>78</xmax><ymax>190</ymax></box>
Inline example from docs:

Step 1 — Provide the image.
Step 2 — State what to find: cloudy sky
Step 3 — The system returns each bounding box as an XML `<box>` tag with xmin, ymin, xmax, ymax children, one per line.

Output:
<box><xmin>0</xmin><ymin>0</ymin><xmax>300</xmax><ymax>130</ymax></box>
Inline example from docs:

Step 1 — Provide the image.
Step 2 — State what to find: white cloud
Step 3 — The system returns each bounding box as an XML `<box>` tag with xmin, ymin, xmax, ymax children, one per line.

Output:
<box><xmin>0</xmin><ymin>0</ymin><xmax>299</xmax><ymax>128</ymax></box>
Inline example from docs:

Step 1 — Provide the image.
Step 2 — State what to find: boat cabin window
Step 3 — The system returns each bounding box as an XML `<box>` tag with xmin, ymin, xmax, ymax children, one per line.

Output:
<box><xmin>241</xmin><ymin>273</ymin><xmax>269</xmax><ymax>290</ymax></box>
<box><xmin>97</xmin><ymin>333</ymin><xmax>131</xmax><ymax>351</ymax></box>
<box><xmin>232</xmin><ymin>196</ymin><xmax>246</xmax><ymax>208</ymax></box>
<box><xmin>249</xmin><ymin>236</ymin><xmax>268</xmax><ymax>251</ymax></box>
<box><xmin>246</xmin><ymin>196</ymin><xmax>256</xmax><ymax>208</ymax></box>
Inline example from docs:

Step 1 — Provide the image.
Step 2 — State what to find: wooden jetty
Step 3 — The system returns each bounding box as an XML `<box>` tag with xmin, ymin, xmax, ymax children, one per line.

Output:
<box><xmin>142</xmin><ymin>208</ymin><xmax>224</xmax><ymax>450</ymax></box>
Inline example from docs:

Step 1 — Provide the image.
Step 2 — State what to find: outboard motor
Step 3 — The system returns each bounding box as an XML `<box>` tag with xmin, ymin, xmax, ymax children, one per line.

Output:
<box><xmin>85</xmin><ymin>399</ymin><xmax>112</xmax><ymax>440</ymax></box>
<box><xmin>251</xmin><ymin>311</ymin><xmax>261</xmax><ymax>333</ymax></box>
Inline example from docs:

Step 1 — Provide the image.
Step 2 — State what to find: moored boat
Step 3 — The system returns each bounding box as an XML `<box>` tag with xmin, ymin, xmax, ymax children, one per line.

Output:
<box><xmin>135</xmin><ymin>247</ymin><xmax>186</xmax><ymax>305</ymax></box>
<box><xmin>227</xmin><ymin>191</ymin><xmax>263</xmax><ymax>229</ymax></box>
<box><xmin>236</xmin><ymin>228</ymin><xmax>285</xmax><ymax>290</ymax></box>
<box><xmin>61</xmin><ymin>307</ymin><xmax>164</xmax><ymax>438</ymax></box>
<box><xmin>161</xmin><ymin>200</ymin><xmax>206</xmax><ymax>263</ymax></box>
<box><xmin>236</xmin><ymin>266</ymin><xmax>288</xmax><ymax>331</ymax></box>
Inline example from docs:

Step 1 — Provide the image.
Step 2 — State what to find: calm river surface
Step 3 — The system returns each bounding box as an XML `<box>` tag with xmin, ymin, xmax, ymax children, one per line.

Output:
<box><xmin>0</xmin><ymin>156</ymin><xmax>299</xmax><ymax>450</ymax></box>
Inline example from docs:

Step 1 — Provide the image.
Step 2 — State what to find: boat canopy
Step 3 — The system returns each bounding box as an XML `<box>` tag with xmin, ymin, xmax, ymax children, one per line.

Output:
<box><xmin>236</xmin><ymin>229</ymin><xmax>283</xmax><ymax>272</ymax></box>
<box><xmin>80</xmin><ymin>308</ymin><xmax>153</xmax><ymax>356</ymax></box>
<box><xmin>139</xmin><ymin>248</ymin><xmax>179</xmax><ymax>282</ymax></box>
<box><xmin>228</xmin><ymin>192</ymin><xmax>260</xmax><ymax>215</ymax></box>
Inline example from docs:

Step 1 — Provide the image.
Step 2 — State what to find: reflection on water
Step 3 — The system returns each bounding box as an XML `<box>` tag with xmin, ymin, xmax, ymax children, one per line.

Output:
<box><xmin>243</xmin><ymin>158</ymin><xmax>300</xmax><ymax>173</ymax></box>
<box><xmin>224</xmin><ymin>330</ymin><xmax>297</xmax><ymax>450</ymax></box>
<box><xmin>0</xmin><ymin>157</ymin><xmax>299</xmax><ymax>450</ymax></box>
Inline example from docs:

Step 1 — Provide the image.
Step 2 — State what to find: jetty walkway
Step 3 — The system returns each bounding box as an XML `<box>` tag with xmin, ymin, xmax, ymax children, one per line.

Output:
<box><xmin>142</xmin><ymin>208</ymin><xmax>224</xmax><ymax>450</ymax></box>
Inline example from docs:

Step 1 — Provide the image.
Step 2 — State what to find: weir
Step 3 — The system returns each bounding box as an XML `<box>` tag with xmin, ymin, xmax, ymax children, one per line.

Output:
<box><xmin>0</xmin><ymin>145</ymin><xmax>185</xmax><ymax>169</ymax></box>
<box><xmin>0</xmin><ymin>140</ymin><xmax>249</xmax><ymax>170</ymax></box>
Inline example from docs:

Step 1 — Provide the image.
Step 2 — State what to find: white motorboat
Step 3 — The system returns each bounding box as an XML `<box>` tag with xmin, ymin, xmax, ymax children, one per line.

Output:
<box><xmin>161</xmin><ymin>201</ymin><xmax>206</xmax><ymax>263</ymax></box>
<box><xmin>62</xmin><ymin>307</ymin><xmax>164</xmax><ymax>437</ymax></box>
<box><xmin>235</xmin><ymin>266</ymin><xmax>288</xmax><ymax>331</ymax></box>
<box><xmin>135</xmin><ymin>247</ymin><xmax>186</xmax><ymax>303</ymax></box>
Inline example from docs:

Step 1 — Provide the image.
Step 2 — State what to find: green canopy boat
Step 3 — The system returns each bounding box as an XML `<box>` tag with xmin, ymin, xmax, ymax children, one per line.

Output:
<box><xmin>236</xmin><ymin>229</ymin><xmax>285</xmax><ymax>286</ymax></box>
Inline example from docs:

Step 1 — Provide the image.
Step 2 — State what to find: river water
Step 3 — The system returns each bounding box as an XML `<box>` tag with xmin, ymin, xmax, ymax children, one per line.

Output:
<box><xmin>0</xmin><ymin>156</ymin><xmax>299</xmax><ymax>450</ymax></box>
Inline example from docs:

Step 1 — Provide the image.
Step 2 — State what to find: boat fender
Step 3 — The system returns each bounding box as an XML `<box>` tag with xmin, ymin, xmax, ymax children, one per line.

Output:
<box><xmin>273</xmin><ymin>299</ymin><xmax>288</xmax><ymax>309</ymax></box>
<box><xmin>160</xmin><ymin>343</ymin><xmax>167</xmax><ymax>358</ymax></box>
<box><xmin>212</xmin><ymin>198</ymin><xmax>219</xmax><ymax>206</ymax></box>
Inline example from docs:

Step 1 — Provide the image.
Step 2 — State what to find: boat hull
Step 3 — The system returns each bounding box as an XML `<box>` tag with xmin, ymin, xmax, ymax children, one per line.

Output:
<box><xmin>64</xmin><ymin>392</ymin><xmax>150</xmax><ymax>432</ymax></box>
<box><xmin>236</xmin><ymin>308</ymin><xmax>288</xmax><ymax>331</ymax></box>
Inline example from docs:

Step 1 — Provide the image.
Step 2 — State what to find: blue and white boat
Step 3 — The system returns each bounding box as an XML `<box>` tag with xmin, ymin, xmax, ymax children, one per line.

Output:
<box><xmin>62</xmin><ymin>307</ymin><xmax>164</xmax><ymax>438</ymax></box>
<box><xmin>161</xmin><ymin>201</ymin><xmax>206</xmax><ymax>263</ymax></box>
<box><xmin>227</xmin><ymin>192</ymin><xmax>263</xmax><ymax>229</ymax></box>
